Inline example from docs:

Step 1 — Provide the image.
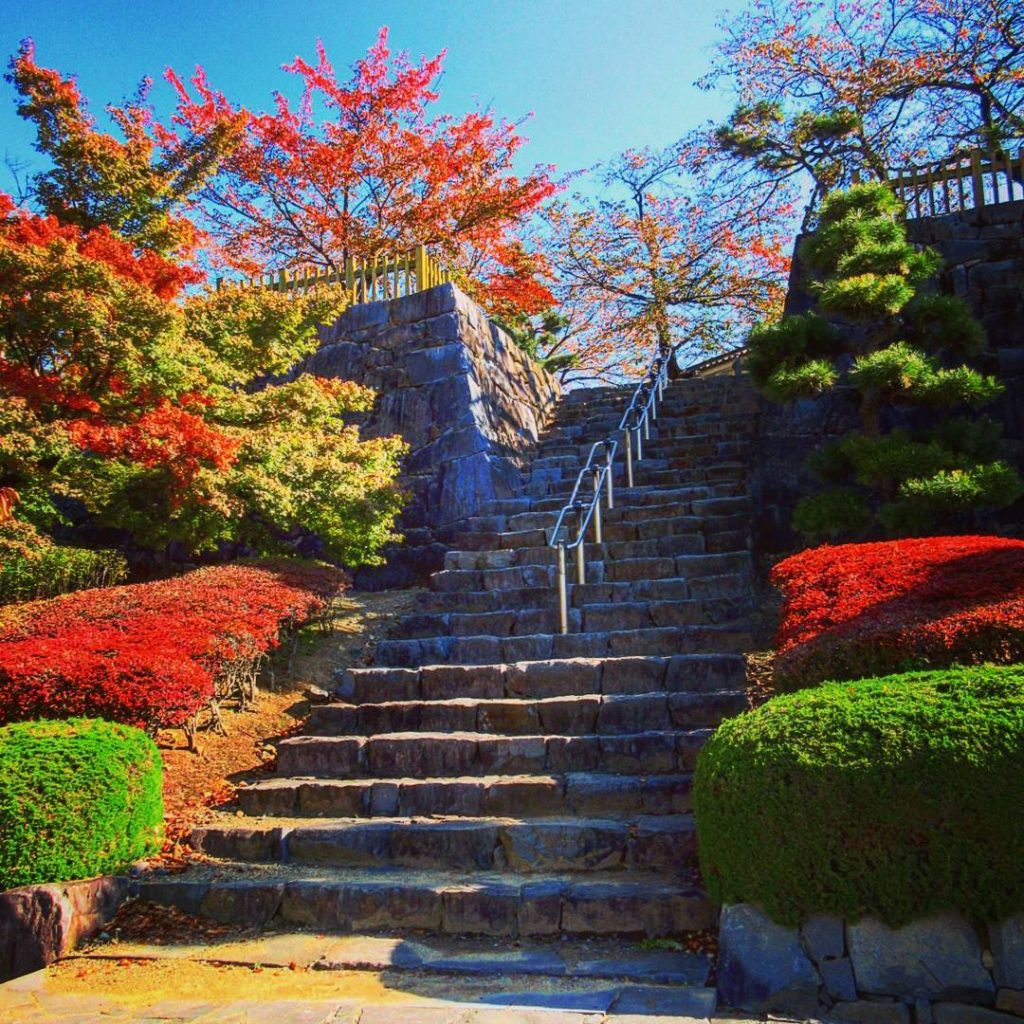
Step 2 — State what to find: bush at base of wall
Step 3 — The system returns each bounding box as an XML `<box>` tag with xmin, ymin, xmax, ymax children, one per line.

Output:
<box><xmin>693</xmin><ymin>666</ymin><xmax>1024</xmax><ymax>928</ymax></box>
<box><xmin>0</xmin><ymin>719</ymin><xmax>163</xmax><ymax>891</ymax></box>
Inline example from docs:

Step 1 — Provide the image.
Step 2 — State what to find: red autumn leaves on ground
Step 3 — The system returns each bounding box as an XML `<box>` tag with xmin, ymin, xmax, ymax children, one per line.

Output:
<box><xmin>0</xmin><ymin>562</ymin><xmax>347</xmax><ymax>733</ymax></box>
<box><xmin>771</xmin><ymin>536</ymin><xmax>1024</xmax><ymax>688</ymax></box>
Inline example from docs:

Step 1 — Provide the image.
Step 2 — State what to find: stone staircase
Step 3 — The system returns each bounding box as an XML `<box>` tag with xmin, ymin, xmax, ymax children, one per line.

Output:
<box><xmin>137</xmin><ymin>374</ymin><xmax>760</xmax><ymax>1015</ymax></box>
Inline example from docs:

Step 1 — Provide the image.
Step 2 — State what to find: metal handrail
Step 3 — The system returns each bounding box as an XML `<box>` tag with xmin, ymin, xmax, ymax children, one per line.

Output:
<box><xmin>548</xmin><ymin>351</ymin><xmax>671</xmax><ymax>633</ymax></box>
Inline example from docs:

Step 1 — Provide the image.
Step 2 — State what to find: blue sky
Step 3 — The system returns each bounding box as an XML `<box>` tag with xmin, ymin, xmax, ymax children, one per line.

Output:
<box><xmin>0</xmin><ymin>0</ymin><xmax>739</xmax><ymax>191</ymax></box>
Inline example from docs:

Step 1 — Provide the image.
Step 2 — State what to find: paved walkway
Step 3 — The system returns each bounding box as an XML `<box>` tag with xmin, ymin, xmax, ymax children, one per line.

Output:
<box><xmin>0</xmin><ymin>961</ymin><xmax>792</xmax><ymax>1023</ymax></box>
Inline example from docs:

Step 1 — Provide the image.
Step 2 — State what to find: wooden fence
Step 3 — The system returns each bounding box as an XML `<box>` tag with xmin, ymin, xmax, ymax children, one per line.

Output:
<box><xmin>216</xmin><ymin>244</ymin><xmax>452</xmax><ymax>304</ymax></box>
<box><xmin>887</xmin><ymin>146</ymin><xmax>1024</xmax><ymax>219</ymax></box>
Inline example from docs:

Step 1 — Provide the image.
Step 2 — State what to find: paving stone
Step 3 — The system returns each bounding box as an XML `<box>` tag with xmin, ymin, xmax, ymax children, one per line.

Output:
<box><xmin>612</xmin><ymin>984</ymin><xmax>717</xmax><ymax>1016</ymax></box>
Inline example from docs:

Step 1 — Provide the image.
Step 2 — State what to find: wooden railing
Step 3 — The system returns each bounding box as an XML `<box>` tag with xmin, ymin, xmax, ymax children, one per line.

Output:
<box><xmin>216</xmin><ymin>244</ymin><xmax>452</xmax><ymax>303</ymax></box>
<box><xmin>887</xmin><ymin>146</ymin><xmax>1024</xmax><ymax>219</ymax></box>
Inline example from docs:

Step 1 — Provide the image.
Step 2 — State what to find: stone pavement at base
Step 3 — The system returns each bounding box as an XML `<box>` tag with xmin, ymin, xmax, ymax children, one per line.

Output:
<box><xmin>1</xmin><ymin>986</ymin><xmax>794</xmax><ymax>1024</ymax></box>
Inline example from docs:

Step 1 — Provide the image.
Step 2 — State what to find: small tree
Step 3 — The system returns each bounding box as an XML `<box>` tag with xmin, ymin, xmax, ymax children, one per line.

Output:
<box><xmin>748</xmin><ymin>182</ymin><xmax>1021</xmax><ymax>539</ymax></box>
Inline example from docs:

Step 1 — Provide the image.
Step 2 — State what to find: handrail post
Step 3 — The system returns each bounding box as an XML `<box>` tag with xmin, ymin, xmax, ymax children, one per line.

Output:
<box><xmin>635</xmin><ymin>421</ymin><xmax>643</xmax><ymax>462</ymax></box>
<box><xmin>604</xmin><ymin>439</ymin><xmax>614</xmax><ymax>509</ymax></box>
<box><xmin>592</xmin><ymin>467</ymin><xmax>603</xmax><ymax>544</ymax></box>
<box><xmin>624</xmin><ymin>426</ymin><xmax>634</xmax><ymax>489</ymax></box>
<box><xmin>574</xmin><ymin>503</ymin><xmax>587</xmax><ymax>585</ymax></box>
<box><xmin>557</xmin><ymin>542</ymin><xmax>568</xmax><ymax>634</ymax></box>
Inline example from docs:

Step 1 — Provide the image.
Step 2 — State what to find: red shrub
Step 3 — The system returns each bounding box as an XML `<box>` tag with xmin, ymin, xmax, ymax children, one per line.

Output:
<box><xmin>771</xmin><ymin>536</ymin><xmax>1024</xmax><ymax>689</ymax></box>
<box><xmin>0</xmin><ymin>561</ymin><xmax>347</xmax><ymax>732</ymax></box>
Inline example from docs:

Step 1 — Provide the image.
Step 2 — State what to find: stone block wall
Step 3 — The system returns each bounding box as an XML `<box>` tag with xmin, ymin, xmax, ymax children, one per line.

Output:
<box><xmin>0</xmin><ymin>876</ymin><xmax>129</xmax><ymax>982</ymax></box>
<box><xmin>718</xmin><ymin>902</ymin><xmax>1024</xmax><ymax>1023</ymax></box>
<box><xmin>297</xmin><ymin>283</ymin><xmax>560</xmax><ymax>585</ymax></box>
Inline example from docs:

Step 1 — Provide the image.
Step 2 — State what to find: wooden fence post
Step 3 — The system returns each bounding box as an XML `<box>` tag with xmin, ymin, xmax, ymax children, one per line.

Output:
<box><xmin>970</xmin><ymin>150</ymin><xmax>984</xmax><ymax>209</ymax></box>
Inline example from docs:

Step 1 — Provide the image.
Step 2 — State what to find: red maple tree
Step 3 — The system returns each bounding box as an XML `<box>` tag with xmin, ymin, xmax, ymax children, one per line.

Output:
<box><xmin>162</xmin><ymin>29</ymin><xmax>558</xmax><ymax>316</ymax></box>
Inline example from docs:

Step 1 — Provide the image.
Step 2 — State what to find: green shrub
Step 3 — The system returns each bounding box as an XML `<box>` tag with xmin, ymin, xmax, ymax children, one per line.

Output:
<box><xmin>0</xmin><ymin>546</ymin><xmax>127</xmax><ymax>605</ymax></box>
<box><xmin>0</xmin><ymin>718</ymin><xmax>163</xmax><ymax>889</ymax></box>
<box><xmin>694</xmin><ymin>666</ymin><xmax>1024</xmax><ymax>927</ymax></box>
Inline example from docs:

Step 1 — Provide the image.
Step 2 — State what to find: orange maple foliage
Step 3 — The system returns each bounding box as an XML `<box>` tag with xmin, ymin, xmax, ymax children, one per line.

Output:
<box><xmin>545</xmin><ymin>142</ymin><xmax>791</xmax><ymax>382</ymax></box>
<box><xmin>162</xmin><ymin>29</ymin><xmax>558</xmax><ymax>317</ymax></box>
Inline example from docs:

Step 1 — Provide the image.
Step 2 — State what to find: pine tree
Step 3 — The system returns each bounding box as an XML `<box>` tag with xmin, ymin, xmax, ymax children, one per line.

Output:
<box><xmin>748</xmin><ymin>182</ymin><xmax>1021</xmax><ymax>540</ymax></box>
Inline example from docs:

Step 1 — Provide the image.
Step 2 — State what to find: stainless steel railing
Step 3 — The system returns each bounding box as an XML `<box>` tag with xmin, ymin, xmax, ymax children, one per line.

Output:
<box><xmin>548</xmin><ymin>351</ymin><xmax>671</xmax><ymax>633</ymax></box>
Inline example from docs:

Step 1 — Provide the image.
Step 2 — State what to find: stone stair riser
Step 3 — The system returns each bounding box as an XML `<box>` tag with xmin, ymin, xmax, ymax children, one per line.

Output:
<box><xmin>336</xmin><ymin>653</ymin><xmax>747</xmax><ymax>703</ymax></box>
<box><xmin>308</xmin><ymin>689</ymin><xmax>746</xmax><ymax>737</ymax></box>
<box><xmin>276</xmin><ymin>729</ymin><xmax>712</xmax><ymax>779</ymax></box>
<box><xmin>236</xmin><ymin>772</ymin><xmax>695</xmax><ymax>819</ymax></box>
<box><xmin>414</xmin><ymin>573</ymin><xmax>753</xmax><ymax>613</ymax></box>
<box><xmin>190</xmin><ymin>815</ymin><xmax>698</xmax><ymax>874</ymax></box>
<box><xmin>398</xmin><ymin>597</ymin><xmax>753</xmax><ymax>639</ymax></box>
<box><xmin>138</xmin><ymin>875</ymin><xmax>715</xmax><ymax>938</ymax></box>
<box><xmin>372</xmin><ymin>624</ymin><xmax>752</xmax><ymax>667</ymax></box>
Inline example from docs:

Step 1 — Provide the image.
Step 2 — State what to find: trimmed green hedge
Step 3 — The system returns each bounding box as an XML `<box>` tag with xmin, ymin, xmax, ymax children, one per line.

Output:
<box><xmin>0</xmin><ymin>719</ymin><xmax>163</xmax><ymax>890</ymax></box>
<box><xmin>0</xmin><ymin>546</ymin><xmax>127</xmax><ymax>605</ymax></box>
<box><xmin>693</xmin><ymin>666</ymin><xmax>1024</xmax><ymax>927</ymax></box>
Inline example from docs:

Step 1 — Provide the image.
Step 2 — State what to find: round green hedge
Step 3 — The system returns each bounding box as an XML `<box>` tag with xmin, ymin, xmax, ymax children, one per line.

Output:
<box><xmin>693</xmin><ymin>666</ymin><xmax>1024</xmax><ymax>927</ymax></box>
<box><xmin>0</xmin><ymin>718</ymin><xmax>163</xmax><ymax>890</ymax></box>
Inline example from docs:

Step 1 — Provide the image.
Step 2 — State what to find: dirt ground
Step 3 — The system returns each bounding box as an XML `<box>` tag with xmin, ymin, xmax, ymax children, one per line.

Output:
<box><xmin>154</xmin><ymin>587</ymin><xmax>421</xmax><ymax>854</ymax></box>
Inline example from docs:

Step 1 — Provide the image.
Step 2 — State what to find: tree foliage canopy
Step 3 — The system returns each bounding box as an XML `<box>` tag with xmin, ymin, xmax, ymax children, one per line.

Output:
<box><xmin>1</xmin><ymin>45</ymin><xmax>406</xmax><ymax>566</ymax></box>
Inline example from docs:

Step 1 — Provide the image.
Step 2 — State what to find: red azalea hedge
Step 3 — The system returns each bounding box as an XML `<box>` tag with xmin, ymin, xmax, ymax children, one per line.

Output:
<box><xmin>771</xmin><ymin>535</ymin><xmax>1024</xmax><ymax>689</ymax></box>
<box><xmin>0</xmin><ymin>561</ymin><xmax>346</xmax><ymax>734</ymax></box>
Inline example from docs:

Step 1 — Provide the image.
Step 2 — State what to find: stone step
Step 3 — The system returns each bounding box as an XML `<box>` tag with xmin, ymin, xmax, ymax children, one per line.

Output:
<box><xmin>336</xmin><ymin>653</ymin><xmax>746</xmax><ymax>704</ymax></box>
<box><xmin>523</xmin><ymin>441</ymin><xmax>754</xmax><ymax>482</ymax></box>
<box><xmin>528</xmin><ymin>481</ymin><xmax>749</xmax><ymax>513</ymax></box>
<box><xmin>429</xmin><ymin>550</ymin><xmax>752</xmax><ymax>593</ymax></box>
<box><xmin>398</xmin><ymin>596</ymin><xmax>753</xmax><ymax>639</ymax></box>
<box><xmin>309</xmin><ymin>689</ymin><xmax>746</xmax><ymax>737</ymax></box>
<box><xmin>456</xmin><ymin>511</ymin><xmax>751</xmax><ymax>552</ymax></box>
<box><xmin>275</xmin><ymin>728</ymin><xmax>712</xmax><ymax>779</ymax></box>
<box><xmin>372</xmin><ymin>623</ymin><xmax>752</xmax><ymax>667</ymax></box>
<box><xmin>236</xmin><ymin>770</ymin><xmax>696</xmax><ymax>819</ymax></box>
<box><xmin>414</xmin><ymin>572</ymin><xmax>753</xmax><ymax>613</ymax></box>
<box><xmin>465</xmin><ymin>495</ymin><xmax>720</xmax><ymax>533</ymax></box>
<box><xmin>478</xmin><ymin>482</ymin><xmax>745</xmax><ymax>517</ymax></box>
<box><xmin>135</xmin><ymin>864</ymin><xmax>715</xmax><ymax>937</ymax></box>
<box><xmin>524</xmin><ymin>463</ymin><xmax>748</xmax><ymax>500</ymax></box>
<box><xmin>190</xmin><ymin>814</ymin><xmax>699</xmax><ymax>874</ymax></box>
<box><xmin>443</xmin><ymin>534</ymin><xmax>714</xmax><ymax>571</ymax></box>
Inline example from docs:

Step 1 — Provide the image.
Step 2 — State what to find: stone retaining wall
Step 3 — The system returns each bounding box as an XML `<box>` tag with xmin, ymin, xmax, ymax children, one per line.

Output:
<box><xmin>718</xmin><ymin>902</ymin><xmax>1024</xmax><ymax>1023</ymax></box>
<box><xmin>0</xmin><ymin>876</ymin><xmax>129</xmax><ymax>982</ymax></box>
<box><xmin>297</xmin><ymin>283</ymin><xmax>560</xmax><ymax>585</ymax></box>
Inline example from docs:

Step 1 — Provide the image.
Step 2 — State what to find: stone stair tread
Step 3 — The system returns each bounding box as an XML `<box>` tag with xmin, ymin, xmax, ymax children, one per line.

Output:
<box><xmin>98</xmin><ymin>932</ymin><xmax>711</xmax><ymax>987</ymax></box>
